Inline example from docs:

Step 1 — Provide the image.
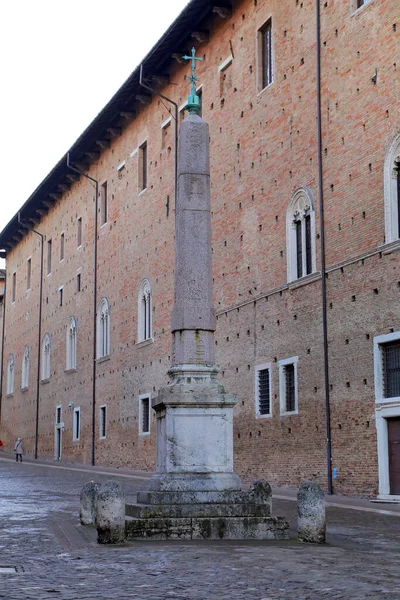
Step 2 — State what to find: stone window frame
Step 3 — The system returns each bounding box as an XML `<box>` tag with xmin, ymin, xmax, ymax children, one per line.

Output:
<box><xmin>73</xmin><ymin>406</ymin><xmax>81</xmax><ymax>441</ymax></box>
<box><xmin>218</xmin><ymin>55</ymin><xmax>233</xmax><ymax>99</ymax></box>
<box><xmin>41</xmin><ymin>332</ymin><xmax>51</xmax><ymax>382</ymax></box>
<box><xmin>286</xmin><ymin>187</ymin><xmax>317</xmax><ymax>283</ymax></box>
<box><xmin>21</xmin><ymin>345</ymin><xmax>30</xmax><ymax>391</ymax></box>
<box><xmin>278</xmin><ymin>356</ymin><xmax>299</xmax><ymax>416</ymax></box>
<box><xmin>139</xmin><ymin>393</ymin><xmax>151</xmax><ymax>436</ymax></box>
<box><xmin>100</xmin><ymin>180</ymin><xmax>108</xmax><ymax>227</ymax></box>
<box><xmin>77</xmin><ymin>217</ymin><xmax>83</xmax><ymax>248</ymax></box>
<box><xmin>66</xmin><ymin>316</ymin><xmax>77</xmax><ymax>372</ymax></box>
<box><xmin>138</xmin><ymin>141</ymin><xmax>148</xmax><ymax>194</ymax></box>
<box><xmin>374</xmin><ymin>332</ymin><xmax>400</xmax><ymax>405</ymax></box>
<box><xmin>97</xmin><ymin>298</ymin><xmax>111</xmax><ymax>360</ymax></box>
<box><xmin>161</xmin><ymin>116</ymin><xmax>172</xmax><ymax>150</ymax></box>
<box><xmin>257</xmin><ymin>16</ymin><xmax>274</xmax><ymax>94</ymax></box>
<box><xmin>11</xmin><ymin>271</ymin><xmax>16</xmax><ymax>303</ymax></box>
<box><xmin>47</xmin><ymin>239</ymin><xmax>52</xmax><ymax>275</ymax></box>
<box><xmin>384</xmin><ymin>132</ymin><xmax>400</xmax><ymax>244</ymax></box>
<box><xmin>26</xmin><ymin>257</ymin><xmax>32</xmax><ymax>291</ymax></box>
<box><xmin>351</xmin><ymin>0</ymin><xmax>375</xmax><ymax>14</ymax></box>
<box><xmin>58</xmin><ymin>286</ymin><xmax>64</xmax><ymax>308</ymax></box>
<box><xmin>137</xmin><ymin>279</ymin><xmax>153</xmax><ymax>345</ymax></box>
<box><xmin>99</xmin><ymin>404</ymin><xmax>107</xmax><ymax>440</ymax></box>
<box><xmin>6</xmin><ymin>353</ymin><xmax>15</xmax><ymax>396</ymax></box>
<box><xmin>60</xmin><ymin>232</ymin><xmax>65</xmax><ymax>262</ymax></box>
<box><xmin>255</xmin><ymin>362</ymin><xmax>273</xmax><ymax>418</ymax></box>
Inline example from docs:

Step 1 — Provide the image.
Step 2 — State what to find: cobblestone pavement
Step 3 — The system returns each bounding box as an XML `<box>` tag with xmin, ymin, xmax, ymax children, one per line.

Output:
<box><xmin>0</xmin><ymin>458</ymin><xmax>400</xmax><ymax>600</ymax></box>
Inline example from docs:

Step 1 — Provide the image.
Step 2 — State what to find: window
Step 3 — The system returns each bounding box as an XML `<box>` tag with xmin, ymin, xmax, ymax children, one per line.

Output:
<box><xmin>21</xmin><ymin>345</ymin><xmax>30</xmax><ymax>390</ymax></box>
<box><xmin>279</xmin><ymin>356</ymin><xmax>299</xmax><ymax>415</ymax></box>
<box><xmin>258</xmin><ymin>18</ymin><xmax>273</xmax><ymax>91</ymax></box>
<box><xmin>161</xmin><ymin>118</ymin><xmax>172</xmax><ymax>150</ymax></box>
<box><xmin>12</xmin><ymin>272</ymin><xmax>16</xmax><ymax>303</ymax></box>
<box><xmin>77</xmin><ymin>217</ymin><xmax>82</xmax><ymax>247</ymax></box>
<box><xmin>97</xmin><ymin>298</ymin><xmax>110</xmax><ymax>359</ymax></box>
<box><xmin>60</xmin><ymin>233</ymin><xmax>65</xmax><ymax>261</ymax></box>
<box><xmin>138</xmin><ymin>279</ymin><xmax>152</xmax><ymax>342</ymax></box>
<box><xmin>99</xmin><ymin>405</ymin><xmax>107</xmax><ymax>439</ymax></box>
<box><xmin>47</xmin><ymin>239</ymin><xmax>52</xmax><ymax>275</ymax></box>
<box><xmin>100</xmin><ymin>181</ymin><xmax>108</xmax><ymax>226</ymax></box>
<box><xmin>76</xmin><ymin>272</ymin><xmax>81</xmax><ymax>292</ymax></box>
<box><xmin>287</xmin><ymin>188</ymin><xmax>316</xmax><ymax>282</ymax></box>
<box><xmin>139</xmin><ymin>141</ymin><xmax>148</xmax><ymax>192</ymax></box>
<box><xmin>384</xmin><ymin>133</ymin><xmax>400</xmax><ymax>243</ymax></box>
<box><xmin>255</xmin><ymin>363</ymin><xmax>272</xmax><ymax>417</ymax></box>
<box><xmin>219</xmin><ymin>58</ymin><xmax>233</xmax><ymax>98</ymax></box>
<box><xmin>59</xmin><ymin>287</ymin><xmax>63</xmax><ymax>308</ymax></box>
<box><xmin>41</xmin><ymin>333</ymin><xmax>51</xmax><ymax>381</ymax></box>
<box><xmin>374</xmin><ymin>333</ymin><xmax>400</xmax><ymax>403</ymax></box>
<box><xmin>355</xmin><ymin>0</ymin><xmax>372</xmax><ymax>8</ymax></box>
<box><xmin>7</xmin><ymin>354</ymin><xmax>14</xmax><ymax>395</ymax></box>
<box><xmin>66</xmin><ymin>316</ymin><xmax>77</xmax><ymax>371</ymax></box>
<box><xmin>56</xmin><ymin>405</ymin><xmax>62</xmax><ymax>425</ymax></box>
<box><xmin>73</xmin><ymin>407</ymin><xmax>80</xmax><ymax>441</ymax></box>
<box><xmin>139</xmin><ymin>394</ymin><xmax>151</xmax><ymax>435</ymax></box>
<box><xmin>26</xmin><ymin>258</ymin><xmax>31</xmax><ymax>290</ymax></box>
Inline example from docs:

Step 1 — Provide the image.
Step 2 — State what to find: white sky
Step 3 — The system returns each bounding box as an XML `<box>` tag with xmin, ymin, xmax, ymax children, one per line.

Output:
<box><xmin>0</xmin><ymin>0</ymin><xmax>189</xmax><ymax>267</ymax></box>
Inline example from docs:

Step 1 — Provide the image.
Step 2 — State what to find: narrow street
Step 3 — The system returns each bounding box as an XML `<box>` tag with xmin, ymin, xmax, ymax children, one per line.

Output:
<box><xmin>0</xmin><ymin>457</ymin><xmax>399</xmax><ymax>600</ymax></box>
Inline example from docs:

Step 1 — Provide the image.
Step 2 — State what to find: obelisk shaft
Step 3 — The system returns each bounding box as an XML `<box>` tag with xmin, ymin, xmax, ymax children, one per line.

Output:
<box><xmin>171</xmin><ymin>114</ymin><xmax>216</xmax><ymax>368</ymax></box>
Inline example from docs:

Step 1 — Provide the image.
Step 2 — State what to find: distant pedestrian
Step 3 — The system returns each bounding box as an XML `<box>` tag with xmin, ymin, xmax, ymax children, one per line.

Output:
<box><xmin>14</xmin><ymin>437</ymin><xmax>23</xmax><ymax>462</ymax></box>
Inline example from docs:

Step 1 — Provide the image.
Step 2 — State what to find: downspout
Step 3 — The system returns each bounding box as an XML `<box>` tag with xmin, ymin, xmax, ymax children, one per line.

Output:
<box><xmin>67</xmin><ymin>154</ymin><xmax>99</xmax><ymax>466</ymax></box>
<box><xmin>139</xmin><ymin>64</ymin><xmax>178</xmax><ymax>211</ymax></box>
<box><xmin>0</xmin><ymin>267</ymin><xmax>7</xmax><ymax>424</ymax></box>
<box><xmin>18</xmin><ymin>214</ymin><xmax>44</xmax><ymax>460</ymax></box>
<box><xmin>316</xmin><ymin>0</ymin><xmax>333</xmax><ymax>494</ymax></box>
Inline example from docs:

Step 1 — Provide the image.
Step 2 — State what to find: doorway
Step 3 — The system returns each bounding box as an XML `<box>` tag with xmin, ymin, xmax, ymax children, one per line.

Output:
<box><xmin>388</xmin><ymin>418</ymin><xmax>400</xmax><ymax>495</ymax></box>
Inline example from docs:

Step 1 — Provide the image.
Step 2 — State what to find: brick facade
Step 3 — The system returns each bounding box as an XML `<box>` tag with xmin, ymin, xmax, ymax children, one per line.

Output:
<box><xmin>0</xmin><ymin>0</ymin><xmax>399</xmax><ymax>496</ymax></box>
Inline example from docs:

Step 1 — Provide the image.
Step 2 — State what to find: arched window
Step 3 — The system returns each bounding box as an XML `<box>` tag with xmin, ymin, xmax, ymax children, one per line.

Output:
<box><xmin>97</xmin><ymin>298</ymin><xmax>110</xmax><ymax>359</ymax></box>
<box><xmin>384</xmin><ymin>133</ymin><xmax>400</xmax><ymax>243</ymax></box>
<box><xmin>138</xmin><ymin>279</ymin><xmax>152</xmax><ymax>342</ymax></box>
<box><xmin>7</xmin><ymin>354</ymin><xmax>15</xmax><ymax>395</ymax></box>
<box><xmin>66</xmin><ymin>317</ymin><xmax>77</xmax><ymax>370</ymax></box>
<box><xmin>21</xmin><ymin>345</ymin><xmax>30</xmax><ymax>389</ymax></box>
<box><xmin>41</xmin><ymin>333</ymin><xmax>51</xmax><ymax>381</ymax></box>
<box><xmin>286</xmin><ymin>188</ymin><xmax>316</xmax><ymax>282</ymax></box>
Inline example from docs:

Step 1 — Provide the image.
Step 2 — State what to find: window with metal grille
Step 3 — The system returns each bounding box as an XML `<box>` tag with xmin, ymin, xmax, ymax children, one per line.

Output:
<box><xmin>256</xmin><ymin>367</ymin><xmax>271</xmax><ymax>416</ymax></box>
<box><xmin>139</xmin><ymin>395</ymin><xmax>151</xmax><ymax>434</ymax></box>
<box><xmin>383</xmin><ymin>341</ymin><xmax>400</xmax><ymax>399</ymax></box>
<box><xmin>285</xmin><ymin>364</ymin><xmax>296</xmax><ymax>412</ymax></box>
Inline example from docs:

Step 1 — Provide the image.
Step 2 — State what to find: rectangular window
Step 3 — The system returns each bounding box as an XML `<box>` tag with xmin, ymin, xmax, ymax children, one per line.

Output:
<box><xmin>279</xmin><ymin>357</ymin><xmax>299</xmax><ymax>415</ymax></box>
<box><xmin>27</xmin><ymin>258</ymin><xmax>31</xmax><ymax>290</ymax></box>
<box><xmin>77</xmin><ymin>217</ymin><xmax>82</xmax><ymax>247</ymax></box>
<box><xmin>219</xmin><ymin>59</ymin><xmax>233</xmax><ymax>98</ymax></box>
<box><xmin>139</xmin><ymin>394</ymin><xmax>151</xmax><ymax>435</ymax></box>
<box><xmin>73</xmin><ymin>407</ymin><xmax>80</xmax><ymax>441</ymax></box>
<box><xmin>47</xmin><ymin>239</ymin><xmax>52</xmax><ymax>275</ymax></box>
<box><xmin>383</xmin><ymin>342</ymin><xmax>400</xmax><ymax>399</ymax></box>
<box><xmin>100</xmin><ymin>181</ymin><xmax>108</xmax><ymax>225</ymax></box>
<box><xmin>255</xmin><ymin>364</ymin><xmax>272</xmax><ymax>417</ymax></box>
<box><xmin>60</xmin><ymin>233</ymin><xmax>65</xmax><ymax>261</ymax></box>
<box><xmin>161</xmin><ymin>118</ymin><xmax>171</xmax><ymax>150</ymax></box>
<box><xmin>12</xmin><ymin>272</ymin><xmax>16</xmax><ymax>303</ymax></box>
<box><xmin>56</xmin><ymin>405</ymin><xmax>62</xmax><ymax>425</ymax></box>
<box><xmin>100</xmin><ymin>405</ymin><xmax>106</xmax><ymax>439</ymax></box>
<box><xmin>139</xmin><ymin>142</ymin><xmax>148</xmax><ymax>192</ymax></box>
<box><xmin>259</xmin><ymin>19</ymin><xmax>273</xmax><ymax>90</ymax></box>
<box><xmin>76</xmin><ymin>273</ymin><xmax>81</xmax><ymax>292</ymax></box>
<box><xmin>59</xmin><ymin>287</ymin><xmax>63</xmax><ymax>308</ymax></box>
<box><xmin>305</xmin><ymin>212</ymin><xmax>312</xmax><ymax>275</ymax></box>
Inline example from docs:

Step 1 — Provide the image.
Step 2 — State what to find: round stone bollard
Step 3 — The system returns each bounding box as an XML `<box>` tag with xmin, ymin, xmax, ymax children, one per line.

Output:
<box><xmin>96</xmin><ymin>481</ymin><xmax>126</xmax><ymax>544</ymax></box>
<box><xmin>297</xmin><ymin>481</ymin><xmax>326</xmax><ymax>544</ymax></box>
<box><xmin>80</xmin><ymin>481</ymin><xmax>99</xmax><ymax>526</ymax></box>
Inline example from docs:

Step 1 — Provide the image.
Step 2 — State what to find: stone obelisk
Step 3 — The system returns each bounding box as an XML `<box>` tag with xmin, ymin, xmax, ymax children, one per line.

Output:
<box><xmin>150</xmin><ymin>49</ymin><xmax>241</xmax><ymax>493</ymax></box>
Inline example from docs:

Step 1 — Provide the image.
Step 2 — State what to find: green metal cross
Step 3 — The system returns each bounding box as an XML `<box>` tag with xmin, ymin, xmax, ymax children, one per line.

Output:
<box><xmin>183</xmin><ymin>48</ymin><xmax>203</xmax><ymax>115</ymax></box>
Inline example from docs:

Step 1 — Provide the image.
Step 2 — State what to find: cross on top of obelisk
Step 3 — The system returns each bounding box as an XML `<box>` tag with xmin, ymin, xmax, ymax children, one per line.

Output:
<box><xmin>182</xmin><ymin>47</ymin><xmax>203</xmax><ymax>115</ymax></box>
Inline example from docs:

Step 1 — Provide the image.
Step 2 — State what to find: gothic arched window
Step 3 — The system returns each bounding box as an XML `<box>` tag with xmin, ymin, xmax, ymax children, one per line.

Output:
<box><xmin>384</xmin><ymin>133</ymin><xmax>400</xmax><ymax>243</ymax></box>
<box><xmin>97</xmin><ymin>298</ymin><xmax>110</xmax><ymax>359</ymax></box>
<box><xmin>66</xmin><ymin>317</ymin><xmax>77</xmax><ymax>370</ymax></box>
<box><xmin>286</xmin><ymin>188</ymin><xmax>316</xmax><ymax>282</ymax></box>
<box><xmin>21</xmin><ymin>345</ymin><xmax>30</xmax><ymax>389</ymax></box>
<box><xmin>138</xmin><ymin>279</ymin><xmax>152</xmax><ymax>342</ymax></box>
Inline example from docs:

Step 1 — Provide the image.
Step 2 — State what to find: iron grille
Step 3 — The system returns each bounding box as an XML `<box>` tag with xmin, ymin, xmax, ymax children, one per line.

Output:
<box><xmin>142</xmin><ymin>398</ymin><xmax>150</xmax><ymax>433</ymax></box>
<box><xmin>383</xmin><ymin>342</ymin><xmax>400</xmax><ymax>399</ymax></box>
<box><xmin>285</xmin><ymin>364</ymin><xmax>296</xmax><ymax>412</ymax></box>
<box><xmin>258</xmin><ymin>369</ymin><xmax>270</xmax><ymax>415</ymax></box>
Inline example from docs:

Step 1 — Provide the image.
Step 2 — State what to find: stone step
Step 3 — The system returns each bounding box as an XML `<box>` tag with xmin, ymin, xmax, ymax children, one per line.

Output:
<box><xmin>125</xmin><ymin>515</ymin><xmax>289</xmax><ymax>541</ymax></box>
<box><xmin>126</xmin><ymin>501</ymin><xmax>271</xmax><ymax>519</ymax></box>
<box><xmin>136</xmin><ymin>488</ymin><xmax>271</xmax><ymax>507</ymax></box>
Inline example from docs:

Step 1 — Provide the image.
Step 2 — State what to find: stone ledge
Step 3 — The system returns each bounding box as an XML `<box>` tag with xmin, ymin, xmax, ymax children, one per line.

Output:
<box><xmin>126</xmin><ymin>501</ymin><xmax>271</xmax><ymax>519</ymax></box>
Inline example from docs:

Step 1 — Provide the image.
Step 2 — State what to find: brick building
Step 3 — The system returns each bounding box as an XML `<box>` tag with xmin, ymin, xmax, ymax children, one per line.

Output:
<box><xmin>0</xmin><ymin>0</ymin><xmax>399</xmax><ymax>497</ymax></box>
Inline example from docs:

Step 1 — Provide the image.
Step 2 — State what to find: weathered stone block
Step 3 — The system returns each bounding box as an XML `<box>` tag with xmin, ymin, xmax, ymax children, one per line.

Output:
<box><xmin>125</xmin><ymin>516</ymin><xmax>192</xmax><ymax>540</ymax></box>
<box><xmin>80</xmin><ymin>480</ymin><xmax>99</xmax><ymax>526</ymax></box>
<box><xmin>96</xmin><ymin>481</ymin><xmax>125</xmax><ymax>544</ymax></box>
<box><xmin>298</xmin><ymin>480</ymin><xmax>326</xmax><ymax>544</ymax></box>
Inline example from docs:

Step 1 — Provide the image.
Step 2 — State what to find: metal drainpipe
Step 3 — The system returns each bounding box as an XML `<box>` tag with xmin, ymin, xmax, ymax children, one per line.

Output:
<box><xmin>67</xmin><ymin>154</ymin><xmax>99</xmax><ymax>467</ymax></box>
<box><xmin>0</xmin><ymin>267</ymin><xmax>7</xmax><ymax>424</ymax></box>
<box><xmin>139</xmin><ymin>64</ymin><xmax>178</xmax><ymax>211</ymax></box>
<box><xmin>18</xmin><ymin>214</ymin><xmax>44</xmax><ymax>459</ymax></box>
<box><xmin>316</xmin><ymin>0</ymin><xmax>333</xmax><ymax>494</ymax></box>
